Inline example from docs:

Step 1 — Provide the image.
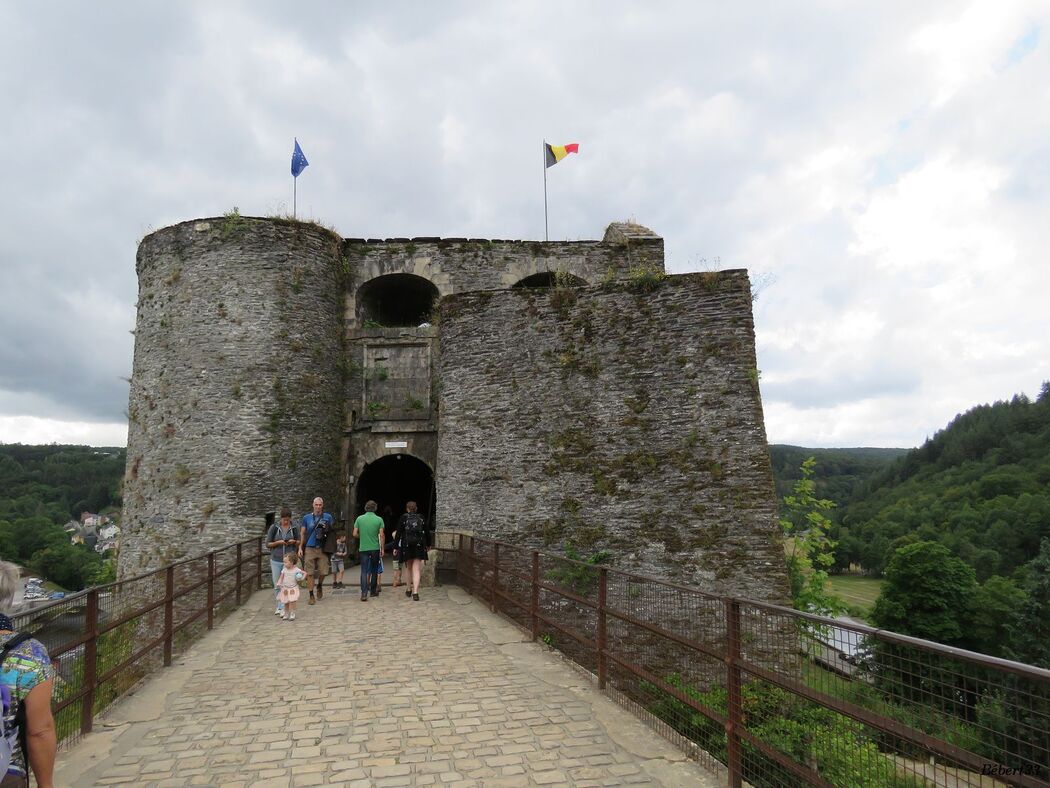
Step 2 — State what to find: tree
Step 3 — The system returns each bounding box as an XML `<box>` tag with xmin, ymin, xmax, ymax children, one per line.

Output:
<box><xmin>966</xmin><ymin>575</ymin><xmax>1026</xmax><ymax>657</ymax></box>
<box><xmin>870</xmin><ymin>541</ymin><xmax>976</xmax><ymax>645</ymax></box>
<box><xmin>1012</xmin><ymin>538</ymin><xmax>1050</xmax><ymax>668</ymax></box>
<box><xmin>780</xmin><ymin>457</ymin><xmax>845</xmax><ymax>616</ymax></box>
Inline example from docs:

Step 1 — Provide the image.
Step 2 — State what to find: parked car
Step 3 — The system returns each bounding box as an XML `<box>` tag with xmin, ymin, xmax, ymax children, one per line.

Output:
<box><xmin>48</xmin><ymin>591</ymin><xmax>66</xmax><ymax>600</ymax></box>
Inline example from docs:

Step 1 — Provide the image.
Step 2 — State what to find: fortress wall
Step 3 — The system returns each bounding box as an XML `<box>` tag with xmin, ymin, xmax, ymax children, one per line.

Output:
<box><xmin>436</xmin><ymin>271</ymin><xmax>789</xmax><ymax>602</ymax></box>
<box><xmin>343</xmin><ymin>231</ymin><xmax>664</xmax><ymax>314</ymax></box>
<box><xmin>119</xmin><ymin>217</ymin><xmax>345</xmax><ymax>576</ymax></box>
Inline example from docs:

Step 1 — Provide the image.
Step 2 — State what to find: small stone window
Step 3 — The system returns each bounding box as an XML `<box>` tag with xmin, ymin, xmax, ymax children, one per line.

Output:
<box><xmin>512</xmin><ymin>272</ymin><xmax>587</xmax><ymax>288</ymax></box>
<box><xmin>357</xmin><ymin>274</ymin><xmax>439</xmax><ymax>327</ymax></box>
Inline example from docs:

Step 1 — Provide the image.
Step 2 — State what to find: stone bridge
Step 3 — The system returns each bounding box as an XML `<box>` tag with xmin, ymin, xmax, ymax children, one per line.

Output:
<box><xmin>55</xmin><ymin>584</ymin><xmax>723</xmax><ymax>787</ymax></box>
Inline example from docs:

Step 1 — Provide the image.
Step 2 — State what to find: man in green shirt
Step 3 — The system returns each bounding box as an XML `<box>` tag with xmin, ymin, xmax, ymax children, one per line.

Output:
<box><xmin>353</xmin><ymin>500</ymin><xmax>385</xmax><ymax>601</ymax></box>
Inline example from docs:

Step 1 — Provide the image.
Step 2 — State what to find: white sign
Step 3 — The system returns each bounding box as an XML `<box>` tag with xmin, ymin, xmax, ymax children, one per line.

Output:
<box><xmin>385</xmin><ymin>441</ymin><xmax>408</xmax><ymax>448</ymax></box>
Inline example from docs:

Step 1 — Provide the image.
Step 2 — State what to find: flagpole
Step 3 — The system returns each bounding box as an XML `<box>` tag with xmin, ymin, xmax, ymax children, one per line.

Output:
<box><xmin>293</xmin><ymin>176</ymin><xmax>297</xmax><ymax>220</ymax></box>
<box><xmin>543</xmin><ymin>141</ymin><xmax>549</xmax><ymax>242</ymax></box>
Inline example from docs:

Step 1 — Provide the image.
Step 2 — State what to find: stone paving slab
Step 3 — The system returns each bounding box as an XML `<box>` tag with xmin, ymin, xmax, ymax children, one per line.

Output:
<box><xmin>55</xmin><ymin>584</ymin><xmax>723</xmax><ymax>786</ymax></box>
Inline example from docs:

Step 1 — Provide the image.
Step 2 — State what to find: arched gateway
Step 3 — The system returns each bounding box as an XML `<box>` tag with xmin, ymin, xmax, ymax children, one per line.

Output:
<box><xmin>353</xmin><ymin>454</ymin><xmax>434</xmax><ymax>525</ymax></box>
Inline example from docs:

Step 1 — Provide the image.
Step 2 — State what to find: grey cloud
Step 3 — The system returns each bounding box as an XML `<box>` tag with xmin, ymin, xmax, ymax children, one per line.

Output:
<box><xmin>1</xmin><ymin>1</ymin><xmax>1047</xmax><ymax>444</ymax></box>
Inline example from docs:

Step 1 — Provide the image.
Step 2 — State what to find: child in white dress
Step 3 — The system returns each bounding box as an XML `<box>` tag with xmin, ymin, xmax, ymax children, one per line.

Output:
<box><xmin>276</xmin><ymin>553</ymin><xmax>306</xmax><ymax>620</ymax></box>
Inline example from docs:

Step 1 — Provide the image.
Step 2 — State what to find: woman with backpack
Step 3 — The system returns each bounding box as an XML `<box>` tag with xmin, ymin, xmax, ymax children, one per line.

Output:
<box><xmin>395</xmin><ymin>501</ymin><xmax>430</xmax><ymax>601</ymax></box>
<box><xmin>0</xmin><ymin>561</ymin><xmax>56</xmax><ymax>788</ymax></box>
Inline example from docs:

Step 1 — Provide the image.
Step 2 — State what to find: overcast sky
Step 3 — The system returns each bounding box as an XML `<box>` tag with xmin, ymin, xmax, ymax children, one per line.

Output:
<box><xmin>1</xmin><ymin>1</ymin><xmax>1047</xmax><ymax>449</ymax></box>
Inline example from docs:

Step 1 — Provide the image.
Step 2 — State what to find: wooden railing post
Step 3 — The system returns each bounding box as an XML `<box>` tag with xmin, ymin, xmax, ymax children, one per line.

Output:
<box><xmin>468</xmin><ymin>536</ymin><xmax>476</xmax><ymax>596</ymax></box>
<box><xmin>491</xmin><ymin>543</ymin><xmax>500</xmax><ymax>613</ymax></box>
<box><xmin>235</xmin><ymin>543</ymin><xmax>243</xmax><ymax>606</ymax></box>
<box><xmin>530</xmin><ymin>550</ymin><xmax>539</xmax><ymax>641</ymax></box>
<box><xmin>725</xmin><ymin>598</ymin><xmax>743</xmax><ymax>788</ymax></box>
<box><xmin>207</xmin><ymin>552</ymin><xmax>216</xmax><ymax>630</ymax></box>
<box><xmin>597</xmin><ymin>567</ymin><xmax>608</xmax><ymax>689</ymax></box>
<box><xmin>163</xmin><ymin>566</ymin><xmax>174</xmax><ymax>667</ymax></box>
<box><xmin>457</xmin><ymin>533</ymin><xmax>464</xmax><ymax>589</ymax></box>
<box><xmin>81</xmin><ymin>589</ymin><xmax>99</xmax><ymax>735</ymax></box>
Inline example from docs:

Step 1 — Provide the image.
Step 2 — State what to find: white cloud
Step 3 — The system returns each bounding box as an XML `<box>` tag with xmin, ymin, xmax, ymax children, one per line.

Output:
<box><xmin>0</xmin><ymin>416</ymin><xmax>127</xmax><ymax>448</ymax></box>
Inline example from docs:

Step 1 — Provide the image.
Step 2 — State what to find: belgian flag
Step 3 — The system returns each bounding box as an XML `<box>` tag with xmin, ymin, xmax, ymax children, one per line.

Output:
<box><xmin>545</xmin><ymin>142</ymin><xmax>580</xmax><ymax>168</ymax></box>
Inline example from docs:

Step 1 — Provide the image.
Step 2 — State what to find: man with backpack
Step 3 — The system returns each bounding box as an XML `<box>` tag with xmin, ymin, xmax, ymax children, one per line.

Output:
<box><xmin>265</xmin><ymin>508</ymin><xmax>299</xmax><ymax>616</ymax></box>
<box><xmin>395</xmin><ymin>501</ymin><xmax>430</xmax><ymax>601</ymax></box>
<box><xmin>299</xmin><ymin>497</ymin><xmax>334</xmax><ymax>605</ymax></box>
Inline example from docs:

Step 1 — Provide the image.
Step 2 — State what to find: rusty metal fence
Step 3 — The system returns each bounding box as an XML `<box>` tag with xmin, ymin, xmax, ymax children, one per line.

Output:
<box><xmin>436</xmin><ymin>531</ymin><xmax>1050</xmax><ymax>787</ymax></box>
<box><xmin>11</xmin><ymin>536</ymin><xmax>265</xmax><ymax>748</ymax></box>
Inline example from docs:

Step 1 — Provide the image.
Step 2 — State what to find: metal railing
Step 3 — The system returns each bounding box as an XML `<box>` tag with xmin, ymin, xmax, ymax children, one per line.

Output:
<box><xmin>436</xmin><ymin>531</ymin><xmax>1050</xmax><ymax>787</ymax></box>
<box><xmin>12</xmin><ymin>536</ymin><xmax>265</xmax><ymax>748</ymax></box>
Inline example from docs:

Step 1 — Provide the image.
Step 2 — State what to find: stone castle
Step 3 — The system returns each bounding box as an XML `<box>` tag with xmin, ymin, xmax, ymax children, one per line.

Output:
<box><xmin>119</xmin><ymin>215</ymin><xmax>788</xmax><ymax>602</ymax></box>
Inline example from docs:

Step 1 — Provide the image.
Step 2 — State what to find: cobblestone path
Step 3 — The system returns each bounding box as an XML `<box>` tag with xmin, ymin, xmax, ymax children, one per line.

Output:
<box><xmin>55</xmin><ymin>584</ymin><xmax>722</xmax><ymax>787</ymax></box>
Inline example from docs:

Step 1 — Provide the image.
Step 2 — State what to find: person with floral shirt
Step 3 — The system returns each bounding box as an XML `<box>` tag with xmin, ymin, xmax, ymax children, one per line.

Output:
<box><xmin>1</xmin><ymin>562</ymin><xmax>56</xmax><ymax>788</ymax></box>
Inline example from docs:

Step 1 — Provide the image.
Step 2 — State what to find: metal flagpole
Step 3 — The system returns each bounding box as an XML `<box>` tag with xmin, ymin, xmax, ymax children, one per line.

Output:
<box><xmin>543</xmin><ymin>141</ymin><xmax>549</xmax><ymax>242</ymax></box>
<box><xmin>293</xmin><ymin>176</ymin><xmax>297</xmax><ymax>220</ymax></box>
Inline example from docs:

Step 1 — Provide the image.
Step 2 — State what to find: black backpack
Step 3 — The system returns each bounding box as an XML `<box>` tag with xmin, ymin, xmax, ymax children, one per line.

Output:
<box><xmin>402</xmin><ymin>514</ymin><xmax>426</xmax><ymax>549</ymax></box>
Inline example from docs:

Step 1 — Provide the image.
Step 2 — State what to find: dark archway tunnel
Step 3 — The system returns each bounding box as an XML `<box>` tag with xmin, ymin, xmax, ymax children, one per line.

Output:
<box><xmin>354</xmin><ymin>454</ymin><xmax>435</xmax><ymax>544</ymax></box>
<box><xmin>357</xmin><ymin>274</ymin><xmax>439</xmax><ymax>327</ymax></box>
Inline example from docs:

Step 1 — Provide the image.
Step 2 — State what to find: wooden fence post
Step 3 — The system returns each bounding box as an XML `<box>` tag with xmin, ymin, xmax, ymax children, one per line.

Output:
<box><xmin>457</xmin><ymin>533</ymin><xmax>464</xmax><ymax>590</ymax></box>
<box><xmin>468</xmin><ymin>536</ymin><xmax>476</xmax><ymax>596</ymax></box>
<box><xmin>491</xmin><ymin>543</ymin><xmax>500</xmax><ymax>613</ymax></box>
<box><xmin>163</xmin><ymin>566</ymin><xmax>174</xmax><ymax>667</ymax></box>
<box><xmin>725</xmin><ymin>598</ymin><xmax>743</xmax><ymax>788</ymax></box>
<box><xmin>597</xmin><ymin>567</ymin><xmax>608</xmax><ymax>689</ymax></box>
<box><xmin>530</xmin><ymin>551</ymin><xmax>539</xmax><ymax>641</ymax></box>
<box><xmin>207</xmin><ymin>552</ymin><xmax>216</xmax><ymax>630</ymax></box>
<box><xmin>81</xmin><ymin>589</ymin><xmax>99</xmax><ymax>735</ymax></box>
<box><xmin>235</xmin><ymin>543</ymin><xmax>243</xmax><ymax>606</ymax></box>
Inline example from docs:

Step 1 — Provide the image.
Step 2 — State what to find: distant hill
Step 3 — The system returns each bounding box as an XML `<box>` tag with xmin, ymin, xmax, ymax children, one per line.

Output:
<box><xmin>769</xmin><ymin>445</ymin><xmax>909</xmax><ymax>513</ymax></box>
<box><xmin>828</xmin><ymin>385</ymin><xmax>1050</xmax><ymax>579</ymax></box>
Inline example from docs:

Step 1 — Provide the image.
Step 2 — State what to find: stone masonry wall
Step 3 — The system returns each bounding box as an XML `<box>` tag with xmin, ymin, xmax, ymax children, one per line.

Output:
<box><xmin>119</xmin><ymin>217</ymin><xmax>345</xmax><ymax>576</ymax></box>
<box><xmin>342</xmin><ymin>226</ymin><xmax>664</xmax><ymax>313</ymax></box>
<box><xmin>436</xmin><ymin>271</ymin><xmax>789</xmax><ymax>603</ymax></box>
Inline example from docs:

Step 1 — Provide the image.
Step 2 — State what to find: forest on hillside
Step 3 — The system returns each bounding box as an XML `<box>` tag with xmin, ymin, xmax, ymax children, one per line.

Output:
<box><xmin>769</xmin><ymin>445</ymin><xmax>908</xmax><ymax>512</ymax></box>
<box><xmin>771</xmin><ymin>384</ymin><xmax>1050</xmax><ymax>583</ymax></box>
<box><xmin>0</xmin><ymin>444</ymin><xmax>125</xmax><ymax>590</ymax></box>
<box><xmin>831</xmin><ymin>384</ymin><xmax>1050</xmax><ymax>581</ymax></box>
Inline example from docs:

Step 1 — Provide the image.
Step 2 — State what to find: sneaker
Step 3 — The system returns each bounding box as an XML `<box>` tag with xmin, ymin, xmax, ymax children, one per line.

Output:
<box><xmin>413</xmin><ymin>593</ymin><xmax>420</xmax><ymax>601</ymax></box>
<box><xmin>290</xmin><ymin>612</ymin><xmax>296</xmax><ymax>620</ymax></box>
<box><xmin>275</xmin><ymin>607</ymin><xmax>282</xmax><ymax>616</ymax></box>
<box><xmin>281</xmin><ymin>612</ymin><xmax>288</xmax><ymax>620</ymax></box>
<box><xmin>361</xmin><ymin>594</ymin><xmax>368</xmax><ymax>602</ymax></box>
<box><xmin>316</xmin><ymin>586</ymin><xmax>323</xmax><ymax>600</ymax></box>
<box><xmin>406</xmin><ymin>589</ymin><xmax>412</xmax><ymax>598</ymax></box>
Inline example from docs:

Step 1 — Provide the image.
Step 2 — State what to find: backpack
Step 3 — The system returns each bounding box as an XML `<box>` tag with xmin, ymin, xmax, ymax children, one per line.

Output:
<box><xmin>402</xmin><ymin>514</ymin><xmax>426</xmax><ymax>549</ymax></box>
<box><xmin>1</xmin><ymin>633</ymin><xmax>32</xmax><ymax>777</ymax></box>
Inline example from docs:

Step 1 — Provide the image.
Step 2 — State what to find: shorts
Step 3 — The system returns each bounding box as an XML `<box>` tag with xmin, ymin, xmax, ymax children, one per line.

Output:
<box><xmin>303</xmin><ymin>547</ymin><xmax>330</xmax><ymax>577</ymax></box>
<box><xmin>331</xmin><ymin>557</ymin><xmax>345</xmax><ymax>573</ymax></box>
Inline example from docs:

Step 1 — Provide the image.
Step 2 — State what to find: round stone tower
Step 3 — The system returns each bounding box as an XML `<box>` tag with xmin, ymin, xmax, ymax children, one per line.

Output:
<box><xmin>119</xmin><ymin>216</ymin><xmax>346</xmax><ymax>577</ymax></box>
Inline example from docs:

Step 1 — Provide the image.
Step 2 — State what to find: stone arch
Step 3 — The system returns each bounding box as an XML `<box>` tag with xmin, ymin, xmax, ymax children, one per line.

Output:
<box><xmin>511</xmin><ymin>271</ymin><xmax>588</xmax><ymax>288</ymax></box>
<box><xmin>356</xmin><ymin>273</ymin><xmax>440</xmax><ymax>327</ymax></box>
<box><xmin>353</xmin><ymin>453</ymin><xmax>435</xmax><ymax>526</ymax></box>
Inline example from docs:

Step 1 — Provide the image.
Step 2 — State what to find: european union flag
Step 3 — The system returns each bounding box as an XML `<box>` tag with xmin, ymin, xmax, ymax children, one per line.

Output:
<box><xmin>291</xmin><ymin>139</ymin><xmax>309</xmax><ymax>178</ymax></box>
